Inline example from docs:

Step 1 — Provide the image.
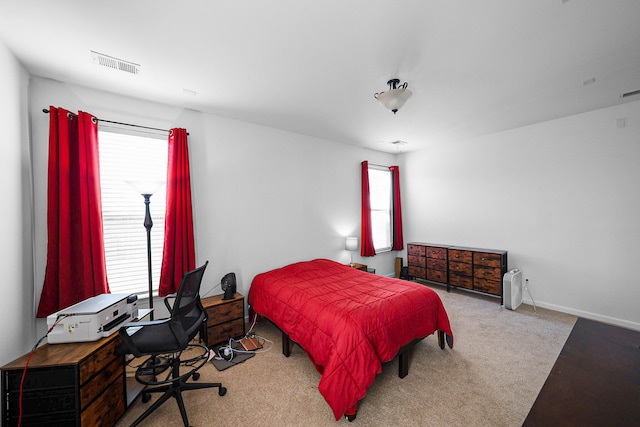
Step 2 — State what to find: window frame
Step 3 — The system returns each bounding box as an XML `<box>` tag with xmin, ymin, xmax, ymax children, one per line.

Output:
<box><xmin>367</xmin><ymin>164</ymin><xmax>393</xmax><ymax>254</ymax></box>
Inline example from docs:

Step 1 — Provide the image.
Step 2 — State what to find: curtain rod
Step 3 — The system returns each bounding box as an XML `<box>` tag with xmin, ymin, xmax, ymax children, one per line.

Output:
<box><xmin>42</xmin><ymin>108</ymin><xmax>187</xmax><ymax>135</ymax></box>
<box><xmin>367</xmin><ymin>162</ymin><xmax>391</xmax><ymax>169</ymax></box>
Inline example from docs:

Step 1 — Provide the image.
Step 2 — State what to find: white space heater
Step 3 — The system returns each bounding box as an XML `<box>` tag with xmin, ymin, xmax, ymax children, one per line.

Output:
<box><xmin>503</xmin><ymin>269</ymin><xmax>523</xmax><ymax>310</ymax></box>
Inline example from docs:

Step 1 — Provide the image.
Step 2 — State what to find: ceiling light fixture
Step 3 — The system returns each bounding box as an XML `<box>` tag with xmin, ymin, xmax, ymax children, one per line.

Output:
<box><xmin>374</xmin><ymin>79</ymin><xmax>412</xmax><ymax>114</ymax></box>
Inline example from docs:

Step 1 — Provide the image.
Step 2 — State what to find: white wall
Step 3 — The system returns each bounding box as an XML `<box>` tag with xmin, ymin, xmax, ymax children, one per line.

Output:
<box><xmin>26</xmin><ymin>77</ymin><xmax>399</xmax><ymax>339</ymax></box>
<box><xmin>400</xmin><ymin>100</ymin><xmax>640</xmax><ymax>331</ymax></box>
<box><xmin>0</xmin><ymin>40</ymin><xmax>35</xmax><ymax>364</ymax></box>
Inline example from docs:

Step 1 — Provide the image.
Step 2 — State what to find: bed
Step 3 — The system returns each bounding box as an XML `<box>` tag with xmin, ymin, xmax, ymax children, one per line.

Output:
<box><xmin>247</xmin><ymin>258</ymin><xmax>453</xmax><ymax>421</ymax></box>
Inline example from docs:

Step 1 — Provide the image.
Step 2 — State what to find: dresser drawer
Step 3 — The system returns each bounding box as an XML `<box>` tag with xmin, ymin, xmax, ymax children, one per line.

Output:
<box><xmin>427</xmin><ymin>258</ymin><xmax>447</xmax><ymax>271</ymax></box>
<box><xmin>408</xmin><ymin>265</ymin><xmax>426</xmax><ymax>279</ymax></box>
<box><xmin>407</xmin><ymin>244</ymin><xmax>426</xmax><ymax>256</ymax></box>
<box><xmin>449</xmin><ymin>261</ymin><xmax>472</xmax><ymax>276</ymax></box>
<box><xmin>207</xmin><ymin>318</ymin><xmax>245</xmax><ymax>345</ymax></box>
<box><xmin>80</xmin><ymin>356</ymin><xmax>122</xmax><ymax>411</ymax></box>
<box><xmin>81</xmin><ymin>372</ymin><xmax>125</xmax><ymax>427</ymax></box>
<box><xmin>79</xmin><ymin>337</ymin><xmax>120</xmax><ymax>386</ymax></box>
<box><xmin>408</xmin><ymin>254</ymin><xmax>426</xmax><ymax>267</ymax></box>
<box><xmin>473</xmin><ymin>252</ymin><xmax>502</xmax><ymax>268</ymax></box>
<box><xmin>474</xmin><ymin>266</ymin><xmax>501</xmax><ymax>281</ymax></box>
<box><xmin>205</xmin><ymin>300</ymin><xmax>244</xmax><ymax>327</ymax></box>
<box><xmin>473</xmin><ymin>278</ymin><xmax>501</xmax><ymax>295</ymax></box>
<box><xmin>448</xmin><ymin>249</ymin><xmax>472</xmax><ymax>264</ymax></box>
<box><xmin>427</xmin><ymin>269</ymin><xmax>447</xmax><ymax>283</ymax></box>
<box><xmin>449</xmin><ymin>273</ymin><xmax>473</xmax><ymax>289</ymax></box>
<box><xmin>426</xmin><ymin>246</ymin><xmax>447</xmax><ymax>260</ymax></box>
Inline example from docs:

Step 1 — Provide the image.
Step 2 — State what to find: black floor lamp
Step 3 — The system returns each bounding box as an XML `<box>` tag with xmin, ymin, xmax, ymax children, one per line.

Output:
<box><xmin>127</xmin><ymin>180</ymin><xmax>164</xmax><ymax>321</ymax></box>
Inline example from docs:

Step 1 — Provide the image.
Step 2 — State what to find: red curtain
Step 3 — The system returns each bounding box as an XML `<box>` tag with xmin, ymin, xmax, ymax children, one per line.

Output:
<box><xmin>159</xmin><ymin>128</ymin><xmax>196</xmax><ymax>296</ymax></box>
<box><xmin>389</xmin><ymin>166</ymin><xmax>404</xmax><ymax>250</ymax></box>
<box><xmin>37</xmin><ymin>107</ymin><xmax>109</xmax><ymax>318</ymax></box>
<box><xmin>360</xmin><ymin>161</ymin><xmax>376</xmax><ymax>257</ymax></box>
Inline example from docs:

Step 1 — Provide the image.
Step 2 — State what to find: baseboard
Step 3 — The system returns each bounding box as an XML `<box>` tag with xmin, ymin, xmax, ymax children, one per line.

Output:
<box><xmin>521</xmin><ymin>298</ymin><xmax>640</xmax><ymax>332</ymax></box>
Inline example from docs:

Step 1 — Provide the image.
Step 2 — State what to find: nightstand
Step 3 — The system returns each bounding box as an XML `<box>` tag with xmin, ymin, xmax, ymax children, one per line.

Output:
<box><xmin>348</xmin><ymin>263</ymin><xmax>368</xmax><ymax>271</ymax></box>
<box><xmin>201</xmin><ymin>293</ymin><xmax>245</xmax><ymax>346</ymax></box>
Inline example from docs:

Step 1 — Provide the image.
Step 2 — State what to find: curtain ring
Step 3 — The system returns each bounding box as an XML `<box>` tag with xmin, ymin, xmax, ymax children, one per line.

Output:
<box><xmin>67</xmin><ymin>112</ymin><xmax>74</xmax><ymax>120</ymax></box>
<box><xmin>91</xmin><ymin>116</ymin><xmax>97</xmax><ymax>124</ymax></box>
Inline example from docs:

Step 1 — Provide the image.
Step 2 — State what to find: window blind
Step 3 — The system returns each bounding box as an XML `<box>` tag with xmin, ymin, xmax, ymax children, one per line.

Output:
<box><xmin>98</xmin><ymin>130</ymin><xmax>168</xmax><ymax>297</ymax></box>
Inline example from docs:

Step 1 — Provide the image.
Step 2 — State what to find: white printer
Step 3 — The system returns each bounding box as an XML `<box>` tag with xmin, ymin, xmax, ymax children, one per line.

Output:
<box><xmin>47</xmin><ymin>293</ymin><xmax>135</xmax><ymax>344</ymax></box>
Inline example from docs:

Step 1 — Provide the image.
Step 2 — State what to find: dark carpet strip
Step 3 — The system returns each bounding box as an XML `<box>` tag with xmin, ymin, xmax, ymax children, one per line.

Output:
<box><xmin>523</xmin><ymin>317</ymin><xmax>640</xmax><ymax>427</ymax></box>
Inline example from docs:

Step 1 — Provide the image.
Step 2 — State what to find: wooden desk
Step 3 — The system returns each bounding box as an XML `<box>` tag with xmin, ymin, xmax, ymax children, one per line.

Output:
<box><xmin>1</xmin><ymin>309</ymin><xmax>152</xmax><ymax>426</ymax></box>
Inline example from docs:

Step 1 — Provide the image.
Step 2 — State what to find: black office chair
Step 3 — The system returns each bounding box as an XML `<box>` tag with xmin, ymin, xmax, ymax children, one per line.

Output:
<box><xmin>116</xmin><ymin>261</ymin><xmax>226</xmax><ymax>427</ymax></box>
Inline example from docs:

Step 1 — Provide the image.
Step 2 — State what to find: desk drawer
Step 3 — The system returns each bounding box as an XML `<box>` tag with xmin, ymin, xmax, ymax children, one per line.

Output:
<box><xmin>80</xmin><ymin>357</ymin><xmax>122</xmax><ymax>411</ymax></box>
<box><xmin>79</xmin><ymin>337</ymin><xmax>119</xmax><ymax>386</ymax></box>
<box><xmin>81</xmin><ymin>373</ymin><xmax>125</xmax><ymax>427</ymax></box>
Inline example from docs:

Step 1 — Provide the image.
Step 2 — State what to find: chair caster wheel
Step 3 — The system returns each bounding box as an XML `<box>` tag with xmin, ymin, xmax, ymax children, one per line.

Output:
<box><xmin>219</xmin><ymin>387</ymin><xmax>227</xmax><ymax>396</ymax></box>
<box><xmin>345</xmin><ymin>414</ymin><xmax>356</xmax><ymax>422</ymax></box>
<box><xmin>193</xmin><ymin>372</ymin><xmax>200</xmax><ymax>380</ymax></box>
<box><xmin>142</xmin><ymin>392</ymin><xmax>151</xmax><ymax>403</ymax></box>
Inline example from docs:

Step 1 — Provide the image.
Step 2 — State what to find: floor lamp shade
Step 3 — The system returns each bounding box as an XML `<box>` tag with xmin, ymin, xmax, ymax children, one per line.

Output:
<box><xmin>125</xmin><ymin>180</ymin><xmax>165</xmax><ymax>196</ymax></box>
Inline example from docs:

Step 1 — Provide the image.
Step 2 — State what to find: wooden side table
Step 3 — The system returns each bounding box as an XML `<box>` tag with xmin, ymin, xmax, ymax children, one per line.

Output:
<box><xmin>348</xmin><ymin>263</ymin><xmax>368</xmax><ymax>271</ymax></box>
<box><xmin>201</xmin><ymin>293</ymin><xmax>245</xmax><ymax>346</ymax></box>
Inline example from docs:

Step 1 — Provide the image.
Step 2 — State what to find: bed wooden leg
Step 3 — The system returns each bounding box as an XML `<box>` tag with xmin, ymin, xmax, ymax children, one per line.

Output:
<box><xmin>438</xmin><ymin>330</ymin><xmax>445</xmax><ymax>349</ymax></box>
<box><xmin>282</xmin><ymin>331</ymin><xmax>292</xmax><ymax>357</ymax></box>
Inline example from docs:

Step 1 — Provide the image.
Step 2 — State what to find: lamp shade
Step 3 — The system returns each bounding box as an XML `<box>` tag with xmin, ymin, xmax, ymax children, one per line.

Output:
<box><xmin>374</xmin><ymin>79</ymin><xmax>412</xmax><ymax>114</ymax></box>
<box><xmin>345</xmin><ymin>236</ymin><xmax>358</xmax><ymax>251</ymax></box>
<box><xmin>375</xmin><ymin>87</ymin><xmax>412</xmax><ymax>112</ymax></box>
<box><xmin>126</xmin><ymin>180</ymin><xmax>165</xmax><ymax>196</ymax></box>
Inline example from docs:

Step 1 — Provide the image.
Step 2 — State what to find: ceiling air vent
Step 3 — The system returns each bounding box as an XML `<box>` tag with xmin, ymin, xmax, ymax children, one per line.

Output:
<box><xmin>620</xmin><ymin>89</ymin><xmax>640</xmax><ymax>99</ymax></box>
<box><xmin>91</xmin><ymin>51</ymin><xmax>140</xmax><ymax>75</ymax></box>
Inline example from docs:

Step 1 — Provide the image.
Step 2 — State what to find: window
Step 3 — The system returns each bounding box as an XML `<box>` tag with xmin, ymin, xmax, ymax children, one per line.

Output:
<box><xmin>368</xmin><ymin>165</ymin><xmax>392</xmax><ymax>253</ymax></box>
<box><xmin>98</xmin><ymin>130</ymin><xmax>168</xmax><ymax>296</ymax></box>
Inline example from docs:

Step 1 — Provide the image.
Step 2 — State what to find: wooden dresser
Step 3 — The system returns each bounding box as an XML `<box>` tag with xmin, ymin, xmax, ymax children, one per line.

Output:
<box><xmin>2</xmin><ymin>333</ymin><xmax>126</xmax><ymax>426</ymax></box>
<box><xmin>201</xmin><ymin>293</ymin><xmax>245</xmax><ymax>346</ymax></box>
<box><xmin>407</xmin><ymin>242</ymin><xmax>507</xmax><ymax>303</ymax></box>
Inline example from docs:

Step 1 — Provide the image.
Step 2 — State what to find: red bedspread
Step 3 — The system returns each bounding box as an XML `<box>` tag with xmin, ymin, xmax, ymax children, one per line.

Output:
<box><xmin>248</xmin><ymin>259</ymin><xmax>453</xmax><ymax>420</ymax></box>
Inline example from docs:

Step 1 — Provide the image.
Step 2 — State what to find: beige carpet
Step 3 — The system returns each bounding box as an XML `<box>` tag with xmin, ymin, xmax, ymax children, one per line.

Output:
<box><xmin>115</xmin><ymin>284</ymin><xmax>576</xmax><ymax>427</ymax></box>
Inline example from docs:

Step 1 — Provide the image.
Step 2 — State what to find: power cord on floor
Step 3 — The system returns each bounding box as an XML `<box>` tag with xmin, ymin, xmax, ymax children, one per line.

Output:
<box><xmin>209</xmin><ymin>310</ymin><xmax>274</xmax><ymax>362</ymax></box>
<box><xmin>524</xmin><ymin>278</ymin><xmax>538</xmax><ymax>315</ymax></box>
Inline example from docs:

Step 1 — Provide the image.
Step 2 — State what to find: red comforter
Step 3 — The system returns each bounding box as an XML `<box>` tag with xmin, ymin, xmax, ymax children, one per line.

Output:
<box><xmin>248</xmin><ymin>259</ymin><xmax>453</xmax><ymax>420</ymax></box>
